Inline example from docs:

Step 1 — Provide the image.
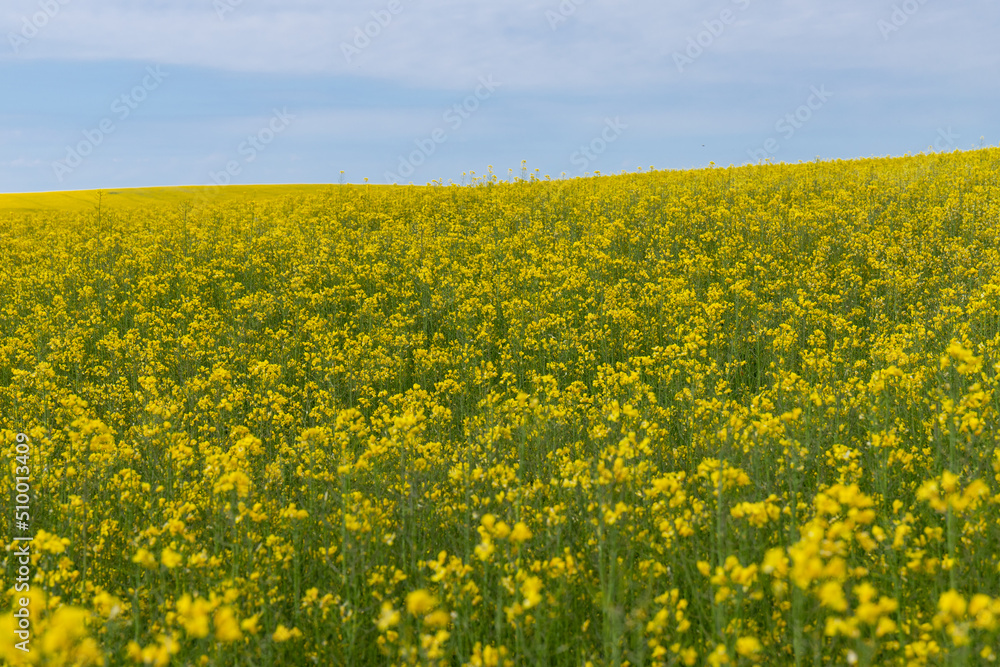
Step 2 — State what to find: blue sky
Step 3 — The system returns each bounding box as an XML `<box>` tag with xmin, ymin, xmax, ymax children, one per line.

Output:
<box><xmin>1</xmin><ymin>0</ymin><xmax>998</xmax><ymax>192</ymax></box>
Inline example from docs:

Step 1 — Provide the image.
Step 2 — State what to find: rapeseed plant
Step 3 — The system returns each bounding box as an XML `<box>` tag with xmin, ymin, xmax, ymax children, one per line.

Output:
<box><xmin>1</xmin><ymin>149</ymin><xmax>999</xmax><ymax>664</ymax></box>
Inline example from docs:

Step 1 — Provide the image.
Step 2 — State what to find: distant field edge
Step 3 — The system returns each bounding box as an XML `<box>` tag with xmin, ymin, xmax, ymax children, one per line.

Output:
<box><xmin>0</xmin><ymin>183</ymin><xmax>348</xmax><ymax>212</ymax></box>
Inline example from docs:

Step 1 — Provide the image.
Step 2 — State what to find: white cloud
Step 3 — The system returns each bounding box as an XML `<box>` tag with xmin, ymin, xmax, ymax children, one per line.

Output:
<box><xmin>2</xmin><ymin>157</ymin><xmax>44</xmax><ymax>167</ymax></box>
<box><xmin>2</xmin><ymin>0</ymin><xmax>993</xmax><ymax>92</ymax></box>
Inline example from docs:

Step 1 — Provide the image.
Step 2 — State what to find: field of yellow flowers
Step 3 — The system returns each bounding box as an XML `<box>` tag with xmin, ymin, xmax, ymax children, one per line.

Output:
<box><xmin>3</xmin><ymin>150</ymin><xmax>1000</xmax><ymax>666</ymax></box>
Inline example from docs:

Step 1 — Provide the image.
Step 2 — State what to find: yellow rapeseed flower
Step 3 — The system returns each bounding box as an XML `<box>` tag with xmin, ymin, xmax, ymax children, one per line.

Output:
<box><xmin>214</xmin><ymin>606</ymin><xmax>243</xmax><ymax>642</ymax></box>
<box><xmin>405</xmin><ymin>589</ymin><xmax>437</xmax><ymax>616</ymax></box>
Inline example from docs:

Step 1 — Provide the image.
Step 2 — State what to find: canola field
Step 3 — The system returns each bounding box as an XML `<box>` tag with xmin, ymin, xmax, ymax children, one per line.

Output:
<box><xmin>3</xmin><ymin>150</ymin><xmax>1000</xmax><ymax>666</ymax></box>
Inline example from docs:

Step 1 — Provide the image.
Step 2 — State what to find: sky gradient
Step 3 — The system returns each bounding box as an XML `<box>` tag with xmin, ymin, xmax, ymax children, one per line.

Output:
<box><xmin>2</xmin><ymin>0</ymin><xmax>998</xmax><ymax>192</ymax></box>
